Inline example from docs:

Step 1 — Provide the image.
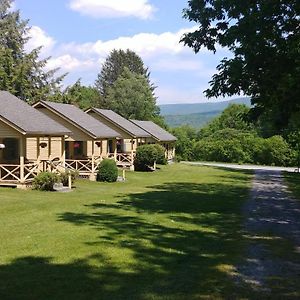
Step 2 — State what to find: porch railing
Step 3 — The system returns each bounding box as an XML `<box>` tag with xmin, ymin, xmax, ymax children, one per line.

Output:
<box><xmin>0</xmin><ymin>162</ymin><xmax>40</xmax><ymax>183</ymax></box>
<box><xmin>107</xmin><ymin>153</ymin><xmax>134</xmax><ymax>165</ymax></box>
<box><xmin>65</xmin><ymin>159</ymin><xmax>94</xmax><ymax>174</ymax></box>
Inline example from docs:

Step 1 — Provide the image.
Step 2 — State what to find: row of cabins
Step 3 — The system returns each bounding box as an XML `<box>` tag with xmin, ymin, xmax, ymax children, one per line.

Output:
<box><xmin>0</xmin><ymin>91</ymin><xmax>177</xmax><ymax>188</ymax></box>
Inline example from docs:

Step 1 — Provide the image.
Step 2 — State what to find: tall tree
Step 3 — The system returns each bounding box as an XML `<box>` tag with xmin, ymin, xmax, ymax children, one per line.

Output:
<box><xmin>50</xmin><ymin>79</ymin><xmax>102</xmax><ymax>109</ymax></box>
<box><xmin>95</xmin><ymin>49</ymin><xmax>154</xmax><ymax>100</ymax></box>
<box><xmin>105</xmin><ymin>67</ymin><xmax>159</xmax><ymax>120</ymax></box>
<box><xmin>181</xmin><ymin>0</ymin><xmax>300</xmax><ymax>132</ymax></box>
<box><xmin>0</xmin><ymin>0</ymin><xmax>63</xmax><ymax>103</ymax></box>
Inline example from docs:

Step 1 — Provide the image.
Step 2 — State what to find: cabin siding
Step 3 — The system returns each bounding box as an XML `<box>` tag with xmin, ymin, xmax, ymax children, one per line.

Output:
<box><xmin>37</xmin><ymin>108</ymin><xmax>91</xmax><ymax>141</ymax></box>
<box><xmin>0</xmin><ymin>120</ymin><xmax>22</xmax><ymax>138</ymax></box>
<box><xmin>86</xmin><ymin>140</ymin><xmax>108</xmax><ymax>157</ymax></box>
<box><xmin>26</xmin><ymin>137</ymin><xmax>63</xmax><ymax>161</ymax></box>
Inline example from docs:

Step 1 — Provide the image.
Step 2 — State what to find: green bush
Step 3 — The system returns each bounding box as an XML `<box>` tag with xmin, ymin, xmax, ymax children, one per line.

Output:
<box><xmin>152</xmin><ymin>144</ymin><xmax>167</xmax><ymax>164</ymax></box>
<box><xmin>33</xmin><ymin>172</ymin><xmax>59</xmax><ymax>191</ymax></box>
<box><xmin>59</xmin><ymin>170</ymin><xmax>79</xmax><ymax>186</ymax></box>
<box><xmin>134</xmin><ymin>144</ymin><xmax>158</xmax><ymax>171</ymax></box>
<box><xmin>256</xmin><ymin>135</ymin><xmax>293</xmax><ymax>166</ymax></box>
<box><xmin>97</xmin><ymin>159</ymin><xmax>118</xmax><ymax>182</ymax></box>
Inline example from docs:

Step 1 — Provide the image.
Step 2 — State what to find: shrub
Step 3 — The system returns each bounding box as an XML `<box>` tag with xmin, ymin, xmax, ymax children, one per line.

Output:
<box><xmin>256</xmin><ymin>135</ymin><xmax>293</xmax><ymax>166</ymax></box>
<box><xmin>60</xmin><ymin>170</ymin><xmax>79</xmax><ymax>186</ymax></box>
<box><xmin>152</xmin><ymin>144</ymin><xmax>167</xmax><ymax>164</ymax></box>
<box><xmin>33</xmin><ymin>172</ymin><xmax>59</xmax><ymax>191</ymax></box>
<box><xmin>134</xmin><ymin>144</ymin><xmax>158</xmax><ymax>171</ymax></box>
<box><xmin>97</xmin><ymin>159</ymin><xmax>118</xmax><ymax>182</ymax></box>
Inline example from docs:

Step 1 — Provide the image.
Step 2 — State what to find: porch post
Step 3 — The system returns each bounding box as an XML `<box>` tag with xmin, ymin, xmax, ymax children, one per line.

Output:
<box><xmin>130</xmin><ymin>138</ymin><xmax>135</xmax><ymax>171</ymax></box>
<box><xmin>100</xmin><ymin>140</ymin><xmax>103</xmax><ymax>160</ymax></box>
<box><xmin>113</xmin><ymin>139</ymin><xmax>117</xmax><ymax>161</ymax></box>
<box><xmin>172</xmin><ymin>143</ymin><xmax>175</xmax><ymax>160</ymax></box>
<box><xmin>48</xmin><ymin>137</ymin><xmax>52</xmax><ymax>161</ymax></box>
<box><xmin>61</xmin><ymin>136</ymin><xmax>66</xmax><ymax>167</ymax></box>
<box><xmin>36</xmin><ymin>137</ymin><xmax>41</xmax><ymax>171</ymax></box>
<box><xmin>90</xmin><ymin>140</ymin><xmax>96</xmax><ymax>181</ymax></box>
<box><xmin>19</xmin><ymin>136</ymin><xmax>25</xmax><ymax>184</ymax></box>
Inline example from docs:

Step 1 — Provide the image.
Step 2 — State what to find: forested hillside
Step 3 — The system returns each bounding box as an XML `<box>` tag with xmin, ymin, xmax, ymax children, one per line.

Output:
<box><xmin>160</xmin><ymin>98</ymin><xmax>251</xmax><ymax>128</ymax></box>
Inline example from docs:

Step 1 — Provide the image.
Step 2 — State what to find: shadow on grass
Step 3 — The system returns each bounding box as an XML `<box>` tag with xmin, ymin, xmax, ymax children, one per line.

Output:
<box><xmin>0</xmin><ymin>172</ymin><xmax>257</xmax><ymax>299</ymax></box>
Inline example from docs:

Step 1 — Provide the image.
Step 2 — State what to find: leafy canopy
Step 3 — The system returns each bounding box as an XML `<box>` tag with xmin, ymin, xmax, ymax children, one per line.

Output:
<box><xmin>181</xmin><ymin>0</ymin><xmax>300</xmax><ymax>132</ymax></box>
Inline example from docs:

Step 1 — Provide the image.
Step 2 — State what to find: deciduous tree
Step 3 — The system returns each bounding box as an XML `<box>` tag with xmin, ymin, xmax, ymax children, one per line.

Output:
<box><xmin>181</xmin><ymin>0</ymin><xmax>300</xmax><ymax>132</ymax></box>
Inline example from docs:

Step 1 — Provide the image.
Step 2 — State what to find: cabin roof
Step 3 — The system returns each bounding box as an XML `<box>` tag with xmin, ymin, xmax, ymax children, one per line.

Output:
<box><xmin>130</xmin><ymin>120</ymin><xmax>177</xmax><ymax>142</ymax></box>
<box><xmin>34</xmin><ymin>101</ymin><xmax>119</xmax><ymax>139</ymax></box>
<box><xmin>87</xmin><ymin>108</ymin><xmax>151</xmax><ymax>138</ymax></box>
<box><xmin>0</xmin><ymin>91</ymin><xmax>71</xmax><ymax>136</ymax></box>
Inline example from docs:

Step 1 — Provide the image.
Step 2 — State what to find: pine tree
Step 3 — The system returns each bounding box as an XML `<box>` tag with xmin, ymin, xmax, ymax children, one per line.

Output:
<box><xmin>0</xmin><ymin>0</ymin><xmax>64</xmax><ymax>103</ymax></box>
<box><xmin>95</xmin><ymin>49</ymin><xmax>154</xmax><ymax>101</ymax></box>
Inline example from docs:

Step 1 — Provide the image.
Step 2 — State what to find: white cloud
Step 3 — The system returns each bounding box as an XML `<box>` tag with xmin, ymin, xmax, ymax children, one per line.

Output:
<box><xmin>59</xmin><ymin>27</ymin><xmax>198</xmax><ymax>59</ymax></box>
<box><xmin>46</xmin><ymin>55</ymin><xmax>95</xmax><ymax>72</ymax></box>
<box><xmin>23</xmin><ymin>24</ymin><xmax>224</xmax><ymax>103</ymax></box>
<box><xmin>69</xmin><ymin>0</ymin><xmax>155</xmax><ymax>19</ymax></box>
<box><xmin>25</xmin><ymin>26</ymin><xmax>56</xmax><ymax>56</ymax></box>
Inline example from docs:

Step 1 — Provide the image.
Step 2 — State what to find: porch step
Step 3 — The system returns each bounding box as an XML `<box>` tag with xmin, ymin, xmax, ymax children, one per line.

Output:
<box><xmin>53</xmin><ymin>183</ymin><xmax>72</xmax><ymax>193</ymax></box>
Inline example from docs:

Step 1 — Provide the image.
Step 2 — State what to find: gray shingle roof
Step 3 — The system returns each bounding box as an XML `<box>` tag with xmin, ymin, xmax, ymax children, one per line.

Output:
<box><xmin>0</xmin><ymin>91</ymin><xmax>71</xmax><ymax>135</ymax></box>
<box><xmin>36</xmin><ymin>101</ymin><xmax>119</xmax><ymax>139</ymax></box>
<box><xmin>130</xmin><ymin>120</ymin><xmax>177</xmax><ymax>142</ymax></box>
<box><xmin>89</xmin><ymin>108</ymin><xmax>151</xmax><ymax>138</ymax></box>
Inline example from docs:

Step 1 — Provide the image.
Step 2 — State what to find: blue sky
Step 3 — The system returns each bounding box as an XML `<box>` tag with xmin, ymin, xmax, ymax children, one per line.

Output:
<box><xmin>15</xmin><ymin>0</ymin><xmax>231</xmax><ymax>104</ymax></box>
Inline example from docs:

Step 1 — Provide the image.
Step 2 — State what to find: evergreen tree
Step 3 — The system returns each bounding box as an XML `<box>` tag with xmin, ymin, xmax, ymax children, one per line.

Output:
<box><xmin>105</xmin><ymin>67</ymin><xmax>159</xmax><ymax>120</ymax></box>
<box><xmin>0</xmin><ymin>0</ymin><xmax>64</xmax><ymax>103</ymax></box>
<box><xmin>95</xmin><ymin>49</ymin><xmax>154</xmax><ymax>101</ymax></box>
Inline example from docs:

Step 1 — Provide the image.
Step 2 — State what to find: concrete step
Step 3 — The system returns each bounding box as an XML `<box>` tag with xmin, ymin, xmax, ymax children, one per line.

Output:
<box><xmin>53</xmin><ymin>183</ymin><xmax>72</xmax><ymax>192</ymax></box>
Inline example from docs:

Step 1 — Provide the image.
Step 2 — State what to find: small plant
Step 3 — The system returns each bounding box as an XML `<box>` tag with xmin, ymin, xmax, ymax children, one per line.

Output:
<box><xmin>97</xmin><ymin>159</ymin><xmax>118</xmax><ymax>182</ymax></box>
<box><xmin>33</xmin><ymin>172</ymin><xmax>59</xmax><ymax>191</ymax></box>
<box><xmin>59</xmin><ymin>170</ymin><xmax>79</xmax><ymax>186</ymax></box>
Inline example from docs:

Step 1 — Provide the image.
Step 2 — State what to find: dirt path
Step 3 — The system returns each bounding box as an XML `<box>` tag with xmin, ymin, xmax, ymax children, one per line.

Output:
<box><xmin>234</xmin><ymin>170</ymin><xmax>300</xmax><ymax>297</ymax></box>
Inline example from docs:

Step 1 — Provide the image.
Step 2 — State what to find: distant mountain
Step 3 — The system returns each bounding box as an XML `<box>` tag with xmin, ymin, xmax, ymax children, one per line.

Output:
<box><xmin>164</xmin><ymin>111</ymin><xmax>221</xmax><ymax>128</ymax></box>
<box><xmin>160</xmin><ymin>97</ymin><xmax>251</xmax><ymax>128</ymax></box>
<box><xmin>159</xmin><ymin>97</ymin><xmax>251</xmax><ymax>116</ymax></box>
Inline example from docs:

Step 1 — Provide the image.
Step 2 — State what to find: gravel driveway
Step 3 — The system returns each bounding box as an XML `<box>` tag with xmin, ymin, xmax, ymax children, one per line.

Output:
<box><xmin>235</xmin><ymin>170</ymin><xmax>300</xmax><ymax>297</ymax></box>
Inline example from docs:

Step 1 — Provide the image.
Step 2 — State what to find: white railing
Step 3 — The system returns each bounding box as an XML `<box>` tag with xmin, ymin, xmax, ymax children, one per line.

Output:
<box><xmin>0</xmin><ymin>162</ymin><xmax>39</xmax><ymax>183</ymax></box>
<box><xmin>65</xmin><ymin>159</ymin><xmax>94</xmax><ymax>174</ymax></box>
<box><xmin>107</xmin><ymin>153</ymin><xmax>134</xmax><ymax>165</ymax></box>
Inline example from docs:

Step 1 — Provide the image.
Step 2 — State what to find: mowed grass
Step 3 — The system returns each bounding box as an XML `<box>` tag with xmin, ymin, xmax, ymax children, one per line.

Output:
<box><xmin>285</xmin><ymin>172</ymin><xmax>300</xmax><ymax>200</ymax></box>
<box><xmin>0</xmin><ymin>164</ymin><xmax>252</xmax><ymax>300</ymax></box>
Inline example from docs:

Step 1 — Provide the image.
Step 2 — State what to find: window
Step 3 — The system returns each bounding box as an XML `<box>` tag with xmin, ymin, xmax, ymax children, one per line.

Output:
<box><xmin>3</xmin><ymin>138</ymin><xmax>19</xmax><ymax>161</ymax></box>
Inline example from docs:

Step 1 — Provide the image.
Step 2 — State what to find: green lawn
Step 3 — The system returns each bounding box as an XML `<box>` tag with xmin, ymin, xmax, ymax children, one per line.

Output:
<box><xmin>0</xmin><ymin>164</ymin><xmax>252</xmax><ymax>299</ymax></box>
<box><xmin>285</xmin><ymin>172</ymin><xmax>300</xmax><ymax>200</ymax></box>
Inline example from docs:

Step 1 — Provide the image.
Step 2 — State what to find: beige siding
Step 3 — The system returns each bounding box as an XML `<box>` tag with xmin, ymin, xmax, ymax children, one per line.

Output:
<box><xmin>26</xmin><ymin>136</ymin><xmax>63</xmax><ymax>161</ymax></box>
<box><xmin>26</xmin><ymin>137</ymin><xmax>37</xmax><ymax>160</ymax></box>
<box><xmin>123</xmin><ymin>138</ymin><xmax>137</xmax><ymax>152</ymax></box>
<box><xmin>37</xmin><ymin>107</ymin><xmax>91</xmax><ymax>141</ymax></box>
<box><xmin>87</xmin><ymin>140</ymin><xmax>108</xmax><ymax>157</ymax></box>
<box><xmin>50</xmin><ymin>137</ymin><xmax>62</xmax><ymax>159</ymax></box>
<box><xmin>0</xmin><ymin>120</ymin><xmax>22</xmax><ymax>138</ymax></box>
